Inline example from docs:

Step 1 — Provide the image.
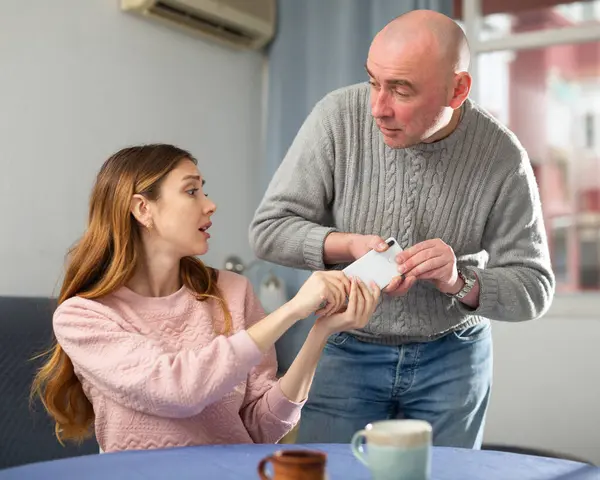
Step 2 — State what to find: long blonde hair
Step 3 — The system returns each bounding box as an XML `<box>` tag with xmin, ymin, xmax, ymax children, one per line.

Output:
<box><xmin>31</xmin><ymin>144</ymin><xmax>232</xmax><ymax>443</ymax></box>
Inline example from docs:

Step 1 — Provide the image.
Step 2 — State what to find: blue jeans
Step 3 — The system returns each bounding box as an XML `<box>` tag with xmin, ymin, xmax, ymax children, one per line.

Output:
<box><xmin>296</xmin><ymin>320</ymin><xmax>493</xmax><ymax>448</ymax></box>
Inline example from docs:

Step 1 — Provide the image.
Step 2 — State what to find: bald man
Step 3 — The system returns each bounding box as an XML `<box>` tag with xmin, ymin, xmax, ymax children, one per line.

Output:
<box><xmin>249</xmin><ymin>10</ymin><xmax>554</xmax><ymax>448</ymax></box>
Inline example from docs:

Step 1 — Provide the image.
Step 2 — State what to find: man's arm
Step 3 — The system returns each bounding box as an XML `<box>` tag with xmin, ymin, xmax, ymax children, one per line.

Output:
<box><xmin>456</xmin><ymin>157</ymin><xmax>555</xmax><ymax>321</ymax></box>
<box><xmin>249</xmin><ymin>102</ymin><xmax>337</xmax><ymax>271</ymax></box>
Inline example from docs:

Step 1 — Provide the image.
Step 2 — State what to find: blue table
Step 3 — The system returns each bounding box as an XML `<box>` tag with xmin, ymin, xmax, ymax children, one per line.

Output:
<box><xmin>0</xmin><ymin>444</ymin><xmax>598</xmax><ymax>479</ymax></box>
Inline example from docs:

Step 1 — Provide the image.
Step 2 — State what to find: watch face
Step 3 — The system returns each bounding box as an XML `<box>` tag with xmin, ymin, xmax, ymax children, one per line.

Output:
<box><xmin>460</xmin><ymin>268</ymin><xmax>475</xmax><ymax>283</ymax></box>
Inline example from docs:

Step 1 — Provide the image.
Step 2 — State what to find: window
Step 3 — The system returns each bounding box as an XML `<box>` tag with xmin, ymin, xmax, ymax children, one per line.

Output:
<box><xmin>476</xmin><ymin>41</ymin><xmax>600</xmax><ymax>292</ymax></box>
<box><xmin>454</xmin><ymin>0</ymin><xmax>600</xmax><ymax>37</ymax></box>
<box><xmin>582</xmin><ymin>1</ymin><xmax>598</xmax><ymax>21</ymax></box>
<box><xmin>458</xmin><ymin>0</ymin><xmax>600</xmax><ymax>314</ymax></box>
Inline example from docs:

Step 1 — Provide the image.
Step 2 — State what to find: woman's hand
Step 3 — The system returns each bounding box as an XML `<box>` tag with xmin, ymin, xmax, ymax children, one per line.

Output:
<box><xmin>287</xmin><ymin>271</ymin><xmax>351</xmax><ymax>320</ymax></box>
<box><xmin>315</xmin><ymin>277</ymin><xmax>380</xmax><ymax>334</ymax></box>
<box><xmin>278</xmin><ymin>277</ymin><xmax>379</xmax><ymax>404</ymax></box>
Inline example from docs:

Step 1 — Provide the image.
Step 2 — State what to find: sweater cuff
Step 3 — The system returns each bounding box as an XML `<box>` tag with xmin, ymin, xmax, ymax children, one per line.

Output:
<box><xmin>455</xmin><ymin>267</ymin><xmax>499</xmax><ymax>318</ymax></box>
<box><xmin>303</xmin><ymin>226</ymin><xmax>337</xmax><ymax>271</ymax></box>
<box><xmin>228</xmin><ymin>330</ymin><xmax>263</xmax><ymax>368</ymax></box>
<box><xmin>264</xmin><ymin>381</ymin><xmax>305</xmax><ymax>422</ymax></box>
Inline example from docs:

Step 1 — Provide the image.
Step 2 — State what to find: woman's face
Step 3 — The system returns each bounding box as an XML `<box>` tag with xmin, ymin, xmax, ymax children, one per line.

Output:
<box><xmin>139</xmin><ymin>159</ymin><xmax>216</xmax><ymax>258</ymax></box>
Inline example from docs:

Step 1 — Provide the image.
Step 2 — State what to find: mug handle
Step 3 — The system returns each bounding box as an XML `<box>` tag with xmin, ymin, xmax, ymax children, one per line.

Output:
<box><xmin>351</xmin><ymin>429</ymin><xmax>369</xmax><ymax>467</ymax></box>
<box><xmin>257</xmin><ymin>455</ymin><xmax>274</xmax><ymax>480</ymax></box>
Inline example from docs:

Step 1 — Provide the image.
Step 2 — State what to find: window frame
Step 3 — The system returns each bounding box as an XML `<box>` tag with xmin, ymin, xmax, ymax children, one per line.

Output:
<box><xmin>462</xmin><ymin>0</ymin><xmax>600</xmax><ymax>318</ymax></box>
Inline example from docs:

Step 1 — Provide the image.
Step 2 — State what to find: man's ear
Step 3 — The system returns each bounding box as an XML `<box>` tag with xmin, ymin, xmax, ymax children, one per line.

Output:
<box><xmin>449</xmin><ymin>71</ymin><xmax>472</xmax><ymax>109</ymax></box>
<box><xmin>130</xmin><ymin>194</ymin><xmax>153</xmax><ymax>229</ymax></box>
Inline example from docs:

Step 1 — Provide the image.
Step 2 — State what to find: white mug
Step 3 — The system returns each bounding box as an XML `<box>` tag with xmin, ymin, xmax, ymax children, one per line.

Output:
<box><xmin>351</xmin><ymin>419</ymin><xmax>432</xmax><ymax>480</ymax></box>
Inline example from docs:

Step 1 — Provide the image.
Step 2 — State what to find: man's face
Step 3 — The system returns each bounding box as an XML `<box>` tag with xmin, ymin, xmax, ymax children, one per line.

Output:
<box><xmin>367</xmin><ymin>38</ymin><xmax>454</xmax><ymax>149</ymax></box>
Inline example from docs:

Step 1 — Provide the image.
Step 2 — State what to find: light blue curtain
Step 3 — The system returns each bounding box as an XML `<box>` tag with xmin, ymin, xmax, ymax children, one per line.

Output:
<box><xmin>259</xmin><ymin>0</ymin><xmax>453</xmax><ymax>372</ymax></box>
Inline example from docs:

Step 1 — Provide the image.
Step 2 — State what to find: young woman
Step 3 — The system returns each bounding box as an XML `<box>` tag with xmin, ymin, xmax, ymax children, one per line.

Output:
<box><xmin>31</xmin><ymin>144</ymin><xmax>380</xmax><ymax>453</ymax></box>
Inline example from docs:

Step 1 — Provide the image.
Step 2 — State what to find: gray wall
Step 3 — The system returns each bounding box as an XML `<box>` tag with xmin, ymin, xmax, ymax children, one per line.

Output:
<box><xmin>0</xmin><ymin>0</ymin><xmax>265</xmax><ymax>297</ymax></box>
<box><xmin>484</xmin><ymin>317</ymin><xmax>600</xmax><ymax>465</ymax></box>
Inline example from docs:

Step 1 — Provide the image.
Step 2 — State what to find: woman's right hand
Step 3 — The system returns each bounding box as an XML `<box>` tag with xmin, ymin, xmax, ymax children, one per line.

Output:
<box><xmin>288</xmin><ymin>271</ymin><xmax>351</xmax><ymax>320</ymax></box>
<box><xmin>316</xmin><ymin>277</ymin><xmax>380</xmax><ymax>334</ymax></box>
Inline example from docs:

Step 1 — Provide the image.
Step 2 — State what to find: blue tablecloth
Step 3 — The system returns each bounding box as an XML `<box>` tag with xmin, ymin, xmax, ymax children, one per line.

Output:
<box><xmin>0</xmin><ymin>444</ymin><xmax>598</xmax><ymax>479</ymax></box>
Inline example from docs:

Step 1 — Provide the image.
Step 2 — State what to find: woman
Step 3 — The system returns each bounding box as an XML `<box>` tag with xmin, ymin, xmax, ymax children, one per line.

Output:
<box><xmin>31</xmin><ymin>144</ymin><xmax>380</xmax><ymax>453</ymax></box>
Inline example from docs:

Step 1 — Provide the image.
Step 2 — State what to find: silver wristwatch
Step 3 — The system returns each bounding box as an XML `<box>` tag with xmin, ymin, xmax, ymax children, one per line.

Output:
<box><xmin>447</xmin><ymin>268</ymin><xmax>476</xmax><ymax>300</ymax></box>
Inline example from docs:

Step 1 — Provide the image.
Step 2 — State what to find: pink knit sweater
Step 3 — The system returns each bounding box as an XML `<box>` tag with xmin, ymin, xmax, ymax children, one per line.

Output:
<box><xmin>53</xmin><ymin>270</ymin><xmax>303</xmax><ymax>453</ymax></box>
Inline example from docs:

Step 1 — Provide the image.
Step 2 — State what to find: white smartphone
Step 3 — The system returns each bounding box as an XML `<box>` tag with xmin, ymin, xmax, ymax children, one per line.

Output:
<box><xmin>342</xmin><ymin>237</ymin><xmax>403</xmax><ymax>289</ymax></box>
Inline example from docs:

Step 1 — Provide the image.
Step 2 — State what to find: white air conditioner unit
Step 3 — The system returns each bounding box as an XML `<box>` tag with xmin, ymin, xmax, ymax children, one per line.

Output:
<box><xmin>121</xmin><ymin>0</ymin><xmax>276</xmax><ymax>50</ymax></box>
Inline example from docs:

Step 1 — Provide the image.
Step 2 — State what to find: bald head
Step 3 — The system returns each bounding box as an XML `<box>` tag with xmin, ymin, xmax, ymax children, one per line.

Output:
<box><xmin>374</xmin><ymin>10</ymin><xmax>470</xmax><ymax>74</ymax></box>
<box><xmin>365</xmin><ymin>10</ymin><xmax>472</xmax><ymax>149</ymax></box>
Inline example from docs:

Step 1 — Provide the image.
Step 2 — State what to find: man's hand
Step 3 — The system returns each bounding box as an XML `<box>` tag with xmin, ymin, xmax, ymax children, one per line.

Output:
<box><xmin>394</xmin><ymin>238</ymin><xmax>463</xmax><ymax>295</ymax></box>
<box><xmin>324</xmin><ymin>233</ymin><xmax>389</xmax><ymax>265</ymax></box>
<box><xmin>347</xmin><ymin>234</ymin><xmax>389</xmax><ymax>259</ymax></box>
<box><xmin>324</xmin><ymin>234</ymin><xmax>466</xmax><ymax>298</ymax></box>
<box><xmin>382</xmin><ymin>274</ymin><xmax>417</xmax><ymax>296</ymax></box>
<box><xmin>342</xmin><ymin>234</ymin><xmax>414</xmax><ymax>296</ymax></box>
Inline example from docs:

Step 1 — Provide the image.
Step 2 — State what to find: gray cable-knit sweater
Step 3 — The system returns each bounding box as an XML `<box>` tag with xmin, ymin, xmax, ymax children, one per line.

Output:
<box><xmin>249</xmin><ymin>83</ymin><xmax>555</xmax><ymax>345</ymax></box>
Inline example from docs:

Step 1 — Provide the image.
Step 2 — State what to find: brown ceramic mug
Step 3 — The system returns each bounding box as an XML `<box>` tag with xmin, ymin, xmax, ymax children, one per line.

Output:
<box><xmin>257</xmin><ymin>449</ymin><xmax>327</xmax><ymax>480</ymax></box>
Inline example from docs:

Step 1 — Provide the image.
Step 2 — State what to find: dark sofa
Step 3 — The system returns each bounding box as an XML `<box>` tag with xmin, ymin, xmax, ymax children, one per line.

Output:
<box><xmin>0</xmin><ymin>296</ymin><xmax>98</xmax><ymax>469</ymax></box>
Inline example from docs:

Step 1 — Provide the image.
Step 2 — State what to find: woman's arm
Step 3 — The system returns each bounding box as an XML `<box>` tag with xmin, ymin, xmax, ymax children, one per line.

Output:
<box><xmin>240</xmin><ymin>277</ymin><xmax>379</xmax><ymax>443</ymax></box>
<box><xmin>54</xmin><ymin>272</ymin><xmax>350</xmax><ymax>420</ymax></box>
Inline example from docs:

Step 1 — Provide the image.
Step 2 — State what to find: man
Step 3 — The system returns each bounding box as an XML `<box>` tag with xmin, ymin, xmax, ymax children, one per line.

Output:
<box><xmin>249</xmin><ymin>10</ymin><xmax>554</xmax><ymax>448</ymax></box>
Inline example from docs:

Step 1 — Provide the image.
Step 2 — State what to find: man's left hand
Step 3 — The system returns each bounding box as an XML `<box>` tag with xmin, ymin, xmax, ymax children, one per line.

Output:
<box><xmin>394</xmin><ymin>239</ymin><xmax>463</xmax><ymax>295</ymax></box>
